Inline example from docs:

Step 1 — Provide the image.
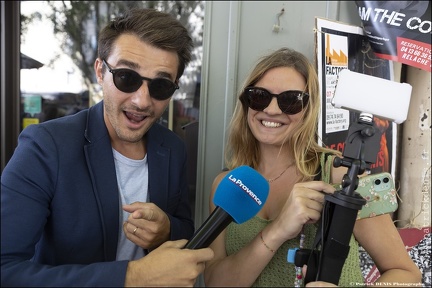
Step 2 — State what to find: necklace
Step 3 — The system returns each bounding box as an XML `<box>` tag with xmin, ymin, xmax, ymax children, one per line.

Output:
<box><xmin>267</xmin><ymin>162</ymin><xmax>295</xmax><ymax>183</ymax></box>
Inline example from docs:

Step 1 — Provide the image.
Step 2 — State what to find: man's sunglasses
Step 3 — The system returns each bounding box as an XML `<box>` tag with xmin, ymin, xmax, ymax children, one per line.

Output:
<box><xmin>243</xmin><ymin>87</ymin><xmax>309</xmax><ymax>115</ymax></box>
<box><xmin>102</xmin><ymin>59</ymin><xmax>178</xmax><ymax>100</ymax></box>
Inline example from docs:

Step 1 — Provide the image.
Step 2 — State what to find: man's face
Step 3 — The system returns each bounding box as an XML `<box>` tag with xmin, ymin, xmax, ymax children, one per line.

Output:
<box><xmin>95</xmin><ymin>34</ymin><xmax>179</xmax><ymax>149</ymax></box>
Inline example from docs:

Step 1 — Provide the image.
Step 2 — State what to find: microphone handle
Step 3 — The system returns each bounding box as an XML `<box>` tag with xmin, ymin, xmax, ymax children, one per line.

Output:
<box><xmin>185</xmin><ymin>207</ymin><xmax>233</xmax><ymax>249</ymax></box>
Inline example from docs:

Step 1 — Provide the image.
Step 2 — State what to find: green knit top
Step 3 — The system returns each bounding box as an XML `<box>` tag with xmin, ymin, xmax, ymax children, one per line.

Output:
<box><xmin>225</xmin><ymin>153</ymin><xmax>364</xmax><ymax>287</ymax></box>
<box><xmin>226</xmin><ymin>218</ymin><xmax>364</xmax><ymax>287</ymax></box>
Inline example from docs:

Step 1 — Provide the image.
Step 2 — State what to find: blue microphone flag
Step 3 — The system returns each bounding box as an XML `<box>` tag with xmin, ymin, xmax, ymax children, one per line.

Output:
<box><xmin>213</xmin><ymin>165</ymin><xmax>269</xmax><ymax>224</ymax></box>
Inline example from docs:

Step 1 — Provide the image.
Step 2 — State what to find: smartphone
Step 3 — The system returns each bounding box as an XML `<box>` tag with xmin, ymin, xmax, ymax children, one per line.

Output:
<box><xmin>333</xmin><ymin>172</ymin><xmax>398</xmax><ymax>219</ymax></box>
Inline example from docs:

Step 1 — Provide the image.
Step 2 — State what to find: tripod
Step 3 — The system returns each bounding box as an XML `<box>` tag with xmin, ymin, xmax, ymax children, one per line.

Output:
<box><xmin>295</xmin><ymin>113</ymin><xmax>382</xmax><ymax>285</ymax></box>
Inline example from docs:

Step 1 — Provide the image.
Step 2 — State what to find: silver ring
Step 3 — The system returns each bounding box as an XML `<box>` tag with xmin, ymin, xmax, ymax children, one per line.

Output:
<box><xmin>132</xmin><ymin>227</ymin><xmax>138</xmax><ymax>235</ymax></box>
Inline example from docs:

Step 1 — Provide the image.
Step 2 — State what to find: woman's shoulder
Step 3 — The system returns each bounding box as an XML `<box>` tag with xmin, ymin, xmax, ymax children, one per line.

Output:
<box><xmin>209</xmin><ymin>169</ymin><xmax>232</xmax><ymax>196</ymax></box>
<box><xmin>212</xmin><ymin>169</ymin><xmax>230</xmax><ymax>186</ymax></box>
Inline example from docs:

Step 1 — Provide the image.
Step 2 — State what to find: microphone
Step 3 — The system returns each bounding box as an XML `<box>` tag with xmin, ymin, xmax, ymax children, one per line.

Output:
<box><xmin>185</xmin><ymin>165</ymin><xmax>269</xmax><ymax>249</ymax></box>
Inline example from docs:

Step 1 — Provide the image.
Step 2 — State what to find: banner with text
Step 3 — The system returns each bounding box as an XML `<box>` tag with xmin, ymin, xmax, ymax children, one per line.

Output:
<box><xmin>355</xmin><ymin>1</ymin><xmax>431</xmax><ymax>72</ymax></box>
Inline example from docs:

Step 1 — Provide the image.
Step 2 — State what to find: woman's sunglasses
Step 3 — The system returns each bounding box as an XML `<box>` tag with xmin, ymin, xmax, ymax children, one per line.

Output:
<box><xmin>102</xmin><ymin>59</ymin><xmax>178</xmax><ymax>100</ymax></box>
<box><xmin>243</xmin><ymin>87</ymin><xmax>309</xmax><ymax>115</ymax></box>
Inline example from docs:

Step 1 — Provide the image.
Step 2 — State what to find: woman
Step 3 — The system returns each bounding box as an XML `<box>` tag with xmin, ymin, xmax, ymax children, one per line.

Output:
<box><xmin>203</xmin><ymin>48</ymin><xmax>421</xmax><ymax>287</ymax></box>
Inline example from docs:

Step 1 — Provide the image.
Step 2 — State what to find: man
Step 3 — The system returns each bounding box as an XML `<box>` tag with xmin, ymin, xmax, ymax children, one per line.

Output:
<box><xmin>1</xmin><ymin>8</ymin><xmax>213</xmax><ymax>287</ymax></box>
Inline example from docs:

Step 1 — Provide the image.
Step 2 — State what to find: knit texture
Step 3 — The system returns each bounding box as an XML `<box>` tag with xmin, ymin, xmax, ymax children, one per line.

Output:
<box><xmin>226</xmin><ymin>218</ymin><xmax>363</xmax><ymax>287</ymax></box>
<box><xmin>225</xmin><ymin>153</ymin><xmax>364</xmax><ymax>287</ymax></box>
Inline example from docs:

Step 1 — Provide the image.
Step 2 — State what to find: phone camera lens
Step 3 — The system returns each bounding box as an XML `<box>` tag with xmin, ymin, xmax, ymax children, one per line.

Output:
<box><xmin>383</xmin><ymin>177</ymin><xmax>389</xmax><ymax>183</ymax></box>
<box><xmin>374</xmin><ymin>179</ymin><xmax>381</xmax><ymax>185</ymax></box>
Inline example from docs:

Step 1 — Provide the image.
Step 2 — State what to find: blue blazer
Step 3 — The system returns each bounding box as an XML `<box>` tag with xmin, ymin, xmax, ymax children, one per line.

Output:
<box><xmin>1</xmin><ymin>101</ymin><xmax>194</xmax><ymax>287</ymax></box>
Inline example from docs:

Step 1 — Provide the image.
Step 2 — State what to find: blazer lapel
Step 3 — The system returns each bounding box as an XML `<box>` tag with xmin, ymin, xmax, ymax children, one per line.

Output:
<box><xmin>147</xmin><ymin>125</ymin><xmax>170</xmax><ymax>211</ymax></box>
<box><xmin>83</xmin><ymin>102</ymin><xmax>119</xmax><ymax>261</ymax></box>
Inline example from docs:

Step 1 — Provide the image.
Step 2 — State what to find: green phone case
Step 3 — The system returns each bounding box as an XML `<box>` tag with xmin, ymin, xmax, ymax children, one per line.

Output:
<box><xmin>333</xmin><ymin>172</ymin><xmax>398</xmax><ymax>219</ymax></box>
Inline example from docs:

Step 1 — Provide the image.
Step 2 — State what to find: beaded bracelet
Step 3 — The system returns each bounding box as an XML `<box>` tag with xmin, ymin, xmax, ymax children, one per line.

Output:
<box><xmin>294</xmin><ymin>233</ymin><xmax>305</xmax><ymax>287</ymax></box>
<box><xmin>259</xmin><ymin>231</ymin><xmax>275</xmax><ymax>253</ymax></box>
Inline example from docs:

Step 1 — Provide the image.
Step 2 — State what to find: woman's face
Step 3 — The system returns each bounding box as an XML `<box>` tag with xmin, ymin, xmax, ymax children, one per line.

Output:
<box><xmin>247</xmin><ymin>66</ymin><xmax>307</xmax><ymax>147</ymax></box>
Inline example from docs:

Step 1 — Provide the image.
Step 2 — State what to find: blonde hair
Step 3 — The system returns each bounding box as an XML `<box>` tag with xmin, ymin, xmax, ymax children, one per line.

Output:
<box><xmin>225</xmin><ymin>48</ymin><xmax>339</xmax><ymax>180</ymax></box>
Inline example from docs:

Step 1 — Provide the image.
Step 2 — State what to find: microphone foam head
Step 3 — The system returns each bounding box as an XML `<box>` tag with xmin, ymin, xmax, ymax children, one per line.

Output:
<box><xmin>213</xmin><ymin>165</ymin><xmax>269</xmax><ymax>224</ymax></box>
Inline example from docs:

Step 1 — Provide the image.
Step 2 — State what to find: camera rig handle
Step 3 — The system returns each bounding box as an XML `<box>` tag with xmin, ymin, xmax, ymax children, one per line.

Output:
<box><xmin>290</xmin><ymin>113</ymin><xmax>382</xmax><ymax>285</ymax></box>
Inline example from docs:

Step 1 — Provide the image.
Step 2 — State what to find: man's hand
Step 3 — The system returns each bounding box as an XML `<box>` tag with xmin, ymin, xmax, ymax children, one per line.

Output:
<box><xmin>123</xmin><ymin>202</ymin><xmax>171</xmax><ymax>249</ymax></box>
<box><xmin>125</xmin><ymin>240</ymin><xmax>214</xmax><ymax>287</ymax></box>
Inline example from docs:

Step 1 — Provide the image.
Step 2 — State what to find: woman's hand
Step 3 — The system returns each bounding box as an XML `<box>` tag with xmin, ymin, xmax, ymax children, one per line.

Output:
<box><xmin>272</xmin><ymin>181</ymin><xmax>336</xmax><ymax>240</ymax></box>
<box><xmin>302</xmin><ymin>265</ymin><xmax>338</xmax><ymax>287</ymax></box>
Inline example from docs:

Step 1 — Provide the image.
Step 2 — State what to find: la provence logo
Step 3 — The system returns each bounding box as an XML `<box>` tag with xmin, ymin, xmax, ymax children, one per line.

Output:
<box><xmin>228</xmin><ymin>174</ymin><xmax>263</xmax><ymax>206</ymax></box>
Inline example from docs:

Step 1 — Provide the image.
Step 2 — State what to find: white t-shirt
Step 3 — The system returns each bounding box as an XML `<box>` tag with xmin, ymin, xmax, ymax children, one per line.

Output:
<box><xmin>112</xmin><ymin>148</ymin><xmax>148</xmax><ymax>260</ymax></box>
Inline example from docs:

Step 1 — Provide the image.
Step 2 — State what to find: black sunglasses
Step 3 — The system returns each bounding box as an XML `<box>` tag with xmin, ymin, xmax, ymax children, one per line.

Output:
<box><xmin>243</xmin><ymin>87</ymin><xmax>309</xmax><ymax>115</ymax></box>
<box><xmin>102</xmin><ymin>59</ymin><xmax>179</xmax><ymax>100</ymax></box>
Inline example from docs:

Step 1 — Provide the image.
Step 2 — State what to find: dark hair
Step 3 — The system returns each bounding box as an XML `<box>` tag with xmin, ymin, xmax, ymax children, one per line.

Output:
<box><xmin>97</xmin><ymin>8</ymin><xmax>193</xmax><ymax>79</ymax></box>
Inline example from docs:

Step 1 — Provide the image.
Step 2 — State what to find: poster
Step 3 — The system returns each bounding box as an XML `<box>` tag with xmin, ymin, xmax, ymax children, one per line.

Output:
<box><xmin>355</xmin><ymin>1</ymin><xmax>431</xmax><ymax>72</ymax></box>
<box><xmin>315</xmin><ymin>17</ymin><xmax>396</xmax><ymax>176</ymax></box>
